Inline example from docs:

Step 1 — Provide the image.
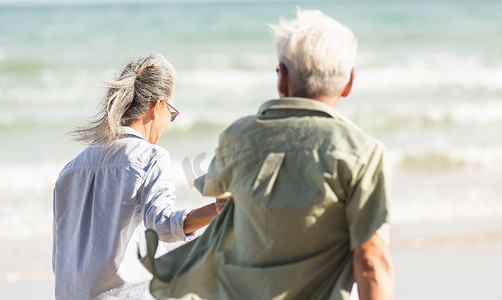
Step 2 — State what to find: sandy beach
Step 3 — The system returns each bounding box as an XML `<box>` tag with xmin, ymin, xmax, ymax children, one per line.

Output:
<box><xmin>2</xmin><ymin>225</ymin><xmax>501</xmax><ymax>299</ymax></box>
<box><xmin>392</xmin><ymin>233</ymin><xmax>502</xmax><ymax>299</ymax></box>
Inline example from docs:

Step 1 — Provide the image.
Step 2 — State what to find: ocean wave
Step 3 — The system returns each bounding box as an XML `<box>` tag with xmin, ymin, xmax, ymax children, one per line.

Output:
<box><xmin>390</xmin><ymin>146</ymin><xmax>502</xmax><ymax>172</ymax></box>
<box><xmin>343</xmin><ymin>98</ymin><xmax>502</xmax><ymax>133</ymax></box>
<box><xmin>173</xmin><ymin>52</ymin><xmax>502</xmax><ymax>92</ymax></box>
<box><xmin>0</xmin><ymin>161</ymin><xmax>57</xmax><ymax>240</ymax></box>
<box><xmin>0</xmin><ymin>161</ymin><xmax>64</xmax><ymax>194</ymax></box>
<box><xmin>1</xmin><ymin>145</ymin><xmax>499</xmax><ymax>193</ymax></box>
<box><xmin>391</xmin><ymin>169</ymin><xmax>502</xmax><ymax>223</ymax></box>
<box><xmin>176</xmin><ymin>68</ymin><xmax>276</xmax><ymax>102</ymax></box>
<box><xmin>2</xmin><ymin>51</ymin><xmax>501</xmax><ymax>104</ymax></box>
<box><xmin>356</xmin><ymin>52</ymin><xmax>502</xmax><ymax>91</ymax></box>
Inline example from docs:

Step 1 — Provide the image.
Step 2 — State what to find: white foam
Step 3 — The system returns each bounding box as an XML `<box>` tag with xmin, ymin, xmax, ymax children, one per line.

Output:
<box><xmin>0</xmin><ymin>161</ymin><xmax>63</xmax><ymax>240</ymax></box>
<box><xmin>451</xmin><ymin>146</ymin><xmax>502</xmax><ymax>167</ymax></box>
<box><xmin>0</xmin><ymin>161</ymin><xmax>64</xmax><ymax>193</ymax></box>
<box><xmin>391</xmin><ymin>171</ymin><xmax>502</xmax><ymax>224</ymax></box>
<box><xmin>449</xmin><ymin>100</ymin><xmax>502</xmax><ymax>124</ymax></box>
<box><xmin>177</xmin><ymin>68</ymin><xmax>276</xmax><ymax>102</ymax></box>
<box><xmin>357</xmin><ymin>52</ymin><xmax>502</xmax><ymax>91</ymax></box>
<box><xmin>389</xmin><ymin>144</ymin><xmax>502</xmax><ymax>170</ymax></box>
<box><xmin>392</xmin><ymin>192</ymin><xmax>502</xmax><ymax>224</ymax></box>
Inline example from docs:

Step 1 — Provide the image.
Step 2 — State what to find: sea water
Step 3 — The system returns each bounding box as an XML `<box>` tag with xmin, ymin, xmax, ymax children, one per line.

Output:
<box><xmin>0</xmin><ymin>0</ymin><xmax>501</xmax><ymax>283</ymax></box>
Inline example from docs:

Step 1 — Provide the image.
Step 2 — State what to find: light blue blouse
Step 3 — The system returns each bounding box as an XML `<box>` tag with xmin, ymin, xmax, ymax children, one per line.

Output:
<box><xmin>53</xmin><ymin>126</ymin><xmax>193</xmax><ymax>299</ymax></box>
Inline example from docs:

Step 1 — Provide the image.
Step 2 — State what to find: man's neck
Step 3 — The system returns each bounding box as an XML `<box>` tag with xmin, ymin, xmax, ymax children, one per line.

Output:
<box><xmin>309</xmin><ymin>94</ymin><xmax>341</xmax><ymax>109</ymax></box>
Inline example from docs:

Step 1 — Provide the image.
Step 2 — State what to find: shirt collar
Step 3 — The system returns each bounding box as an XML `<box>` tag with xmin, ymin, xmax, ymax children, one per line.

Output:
<box><xmin>258</xmin><ymin>97</ymin><xmax>343</xmax><ymax>120</ymax></box>
<box><xmin>119</xmin><ymin>126</ymin><xmax>148</xmax><ymax>141</ymax></box>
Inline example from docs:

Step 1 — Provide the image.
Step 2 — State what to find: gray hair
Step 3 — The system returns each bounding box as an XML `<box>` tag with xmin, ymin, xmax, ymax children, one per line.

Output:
<box><xmin>269</xmin><ymin>9</ymin><xmax>358</xmax><ymax>98</ymax></box>
<box><xmin>73</xmin><ymin>53</ymin><xmax>176</xmax><ymax>146</ymax></box>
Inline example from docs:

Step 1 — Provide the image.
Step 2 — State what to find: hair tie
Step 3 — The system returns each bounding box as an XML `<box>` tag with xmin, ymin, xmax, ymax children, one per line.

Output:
<box><xmin>137</xmin><ymin>64</ymin><xmax>154</xmax><ymax>76</ymax></box>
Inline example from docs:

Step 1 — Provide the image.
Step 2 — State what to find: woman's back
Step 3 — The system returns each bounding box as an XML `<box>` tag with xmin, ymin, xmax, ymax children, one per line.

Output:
<box><xmin>53</xmin><ymin>127</ymin><xmax>173</xmax><ymax>299</ymax></box>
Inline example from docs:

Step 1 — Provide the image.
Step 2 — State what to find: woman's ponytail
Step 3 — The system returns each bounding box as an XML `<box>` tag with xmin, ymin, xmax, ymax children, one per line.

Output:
<box><xmin>72</xmin><ymin>53</ymin><xmax>176</xmax><ymax>146</ymax></box>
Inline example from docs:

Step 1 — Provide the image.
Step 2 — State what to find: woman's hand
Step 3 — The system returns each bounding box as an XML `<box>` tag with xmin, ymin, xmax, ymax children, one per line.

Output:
<box><xmin>183</xmin><ymin>192</ymin><xmax>232</xmax><ymax>235</ymax></box>
<box><xmin>215</xmin><ymin>193</ymin><xmax>232</xmax><ymax>214</ymax></box>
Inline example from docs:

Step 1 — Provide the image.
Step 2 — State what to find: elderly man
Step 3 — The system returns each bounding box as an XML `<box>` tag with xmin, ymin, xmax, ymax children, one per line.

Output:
<box><xmin>141</xmin><ymin>9</ymin><xmax>394</xmax><ymax>300</ymax></box>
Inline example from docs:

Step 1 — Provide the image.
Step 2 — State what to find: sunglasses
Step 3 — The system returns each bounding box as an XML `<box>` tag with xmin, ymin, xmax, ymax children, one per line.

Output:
<box><xmin>166</xmin><ymin>102</ymin><xmax>180</xmax><ymax>122</ymax></box>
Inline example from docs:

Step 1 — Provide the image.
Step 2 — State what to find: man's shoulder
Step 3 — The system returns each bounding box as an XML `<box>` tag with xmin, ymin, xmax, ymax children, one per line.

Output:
<box><xmin>329</xmin><ymin>113</ymin><xmax>381</xmax><ymax>146</ymax></box>
<box><xmin>226</xmin><ymin>114</ymin><xmax>257</xmax><ymax>132</ymax></box>
<box><xmin>216</xmin><ymin>101</ymin><xmax>384</xmax><ymax>158</ymax></box>
<box><xmin>289</xmin><ymin>109</ymin><xmax>383</xmax><ymax>157</ymax></box>
<box><xmin>218</xmin><ymin>114</ymin><xmax>257</xmax><ymax>143</ymax></box>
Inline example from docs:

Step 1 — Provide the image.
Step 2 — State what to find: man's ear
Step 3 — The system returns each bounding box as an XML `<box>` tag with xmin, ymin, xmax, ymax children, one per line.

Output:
<box><xmin>278</xmin><ymin>63</ymin><xmax>289</xmax><ymax>97</ymax></box>
<box><xmin>341</xmin><ymin>68</ymin><xmax>355</xmax><ymax>97</ymax></box>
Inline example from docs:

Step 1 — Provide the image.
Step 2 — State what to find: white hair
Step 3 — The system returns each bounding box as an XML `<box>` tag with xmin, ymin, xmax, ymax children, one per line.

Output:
<box><xmin>73</xmin><ymin>53</ymin><xmax>176</xmax><ymax>146</ymax></box>
<box><xmin>269</xmin><ymin>8</ymin><xmax>358</xmax><ymax>97</ymax></box>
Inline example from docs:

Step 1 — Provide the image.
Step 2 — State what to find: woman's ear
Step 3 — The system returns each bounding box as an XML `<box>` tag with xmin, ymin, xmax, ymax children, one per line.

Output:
<box><xmin>156</xmin><ymin>98</ymin><xmax>164</xmax><ymax>111</ymax></box>
<box><xmin>341</xmin><ymin>68</ymin><xmax>355</xmax><ymax>97</ymax></box>
<box><xmin>149</xmin><ymin>98</ymin><xmax>163</xmax><ymax>120</ymax></box>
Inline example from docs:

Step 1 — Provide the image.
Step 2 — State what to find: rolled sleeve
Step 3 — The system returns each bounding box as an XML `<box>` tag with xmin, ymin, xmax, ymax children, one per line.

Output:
<box><xmin>169</xmin><ymin>208</ymin><xmax>198</xmax><ymax>242</ymax></box>
<box><xmin>141</xmin><ymin>149</ymin><xmax>193</xmax><ymax>243</ymax></box>
<box><xmin>346</xmin><ymin>142</ymin><xmax>391</xmax><ymax>250</ymax></box>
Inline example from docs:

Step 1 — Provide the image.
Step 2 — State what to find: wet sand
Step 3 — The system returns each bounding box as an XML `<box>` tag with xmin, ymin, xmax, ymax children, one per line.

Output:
<box><xmin>392</xmin><ymin>235</ymin><xmax>502</xmax><ymax>300</ymax></box>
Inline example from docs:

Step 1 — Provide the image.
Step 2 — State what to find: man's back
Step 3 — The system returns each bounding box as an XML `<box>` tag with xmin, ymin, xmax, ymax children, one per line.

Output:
<box><xmin>141</xmin><ymin>7</ymin><xmax>394</xmax><ymax>298</ymax></box>
<box><xmin>140</xmin><ymin>98</ymin><xmax>390</xmax><ymax>299</ymax></box>
<box><xmin>215</xmin><ymin>98</ymin><xmax>389</xmax><ymax>297</ymax></box>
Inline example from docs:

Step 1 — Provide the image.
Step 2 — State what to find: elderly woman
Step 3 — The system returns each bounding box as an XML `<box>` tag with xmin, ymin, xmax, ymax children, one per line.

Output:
<box><xmin>53</xmin><ymin>54</ymin><xmax>225</xmax><ymax>299</ymax></box>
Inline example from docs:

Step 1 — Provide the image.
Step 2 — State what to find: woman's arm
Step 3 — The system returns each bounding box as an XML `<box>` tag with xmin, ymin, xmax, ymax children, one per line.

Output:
<box><xmin>183</xmin><ymin>196</ymin><xmax>230</xmax><ymax>235</ymax></box>
<box><xmin>182</xmin><ymin>203</ymin><xmax>218</xmax><ymax>235</ymax></box>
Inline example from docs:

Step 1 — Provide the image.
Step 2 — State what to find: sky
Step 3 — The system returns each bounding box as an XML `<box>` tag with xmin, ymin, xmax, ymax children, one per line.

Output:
<box><xmin>0</xmin><ymin>0</ymin><xmax>288</xmax><ymax>5</ymax></box>
<box><xmin>0</xmin><ymin>0</ymin><xmax>206</xmax><ymax>5</ymax></box>
<box><xmin>1</xmin><ymin>0</ymin><xmax>164</xmax><ymax>4</ymax></box>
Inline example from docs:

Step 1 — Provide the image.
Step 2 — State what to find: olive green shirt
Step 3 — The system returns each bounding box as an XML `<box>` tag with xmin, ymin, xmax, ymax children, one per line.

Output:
<box><xmin>141</xmin><ymin>97</ymin><xmax>391</xmax><ymax>300</ymax></box>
